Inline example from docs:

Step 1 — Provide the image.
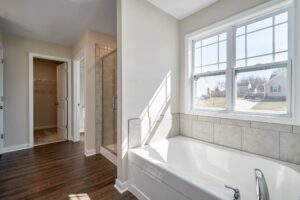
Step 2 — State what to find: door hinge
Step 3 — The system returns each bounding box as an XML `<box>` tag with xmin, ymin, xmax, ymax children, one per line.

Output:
<box><xmin>1</xmin><ymin>134</ymin><xmax>3</xmax><ymax>139</ymax></box>
<box><xmin>1</xmin><ymin>59</ymin><xmax>3</xmax><ymax>64</ymax></box>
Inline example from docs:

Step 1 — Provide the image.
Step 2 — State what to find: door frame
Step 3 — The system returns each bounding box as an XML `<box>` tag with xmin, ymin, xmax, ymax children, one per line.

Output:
<box><xmin>0</xmin><ymin>48</ymin><xmax>3</xmax><ymax>154</ymax></box>
<box><xmin>29</xmin><ymin>53</ymin><xmax>72</xmax><ymax>147</ymax></box>
<box><xmin>73</xmin><ymin>48</ymin><xmax>86</xmax><ymax>142</ymax></box>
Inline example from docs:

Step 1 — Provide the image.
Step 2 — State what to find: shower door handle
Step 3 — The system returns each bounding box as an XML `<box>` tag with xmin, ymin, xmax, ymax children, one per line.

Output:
<box><xmin>112</xmin><ymin>96</ymin><xmax>117</xmax><ymax>110</ymax></box>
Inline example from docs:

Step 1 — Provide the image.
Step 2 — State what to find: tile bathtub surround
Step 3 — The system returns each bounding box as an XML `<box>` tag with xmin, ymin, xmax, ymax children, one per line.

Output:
<box><xmin>179</xmin><ymin>114</ymin><xmax>300</xmax><ymax>165</ymax></box>
<box><xmin>214</xmin><ymin>124</ymin><xmax>242</xmax><ymax>149</ymax></box>
<box><xmin>293</xmin><ymin>126</ymin><xmax>300</xmax><ymax>134</ymax></box>
<box><xmin>128</xmin><ymin>113</ymin><xmax>180</xmax><ymax>148</ymax></box>
<box><xmin>242</xmin><ymin>127</ymin><xmax>279</xmax><ymax>159</ymax></box>
<box><xmin>191</xmin><ymin>120</ymin><xmax>213</xmax><ymax>143</ymax></box>
<box><xmin>280</xmin><ymin>132</ymin><xmax>300</xmax><ymax>164</ymax></box>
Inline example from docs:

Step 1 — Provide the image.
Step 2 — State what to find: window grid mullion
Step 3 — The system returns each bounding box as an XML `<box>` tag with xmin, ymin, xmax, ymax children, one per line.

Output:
<box><xmin>272</xmin><ymin>16</ymin><xmax>275</xmax><ymax>62</ymax></box>
<box><xmin>189</xmin><ymin>8</ymin><xmax>291</xmax><ymax>116</ymax></box>
<box><xmin>245</xmin><ymin>26</ymin><xmax>248</xmax><ymax>66</ymax></box>
<box><xmin>217</xmin><ymin>35</ymin><xmax>220</xmax><ymax>70</ymax></box>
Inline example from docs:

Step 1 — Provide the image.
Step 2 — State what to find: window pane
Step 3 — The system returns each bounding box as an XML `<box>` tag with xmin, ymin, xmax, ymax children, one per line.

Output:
<box><xmin>247</xmin><ymin>28</ymin><xmax>273</xmax><ymax>57</ymax></box>
<box><xmin>219</xmin><ymin>33</ymin><xmax>227</xmax><ymax>41</ymax></box>
<box><xmin>219</xmin><ymin>63</ymin><xmax>227</xmax><ymax>70</ymax></box>
<box><xmin>202</xmin><ymin>43</ymin><xmax>218</xmax><ymax>65</ymax></box>
<box><xmin>194</xmin><ymin>74</ymin><xmax>226</xmax><ymax>109</ymax></box>
<box><xmin>236</xmin><ymin>59</ymin><xmax>246</xmax><ymax>68</ymax></box>
<box><xmin>247</xmin><ymin>55</ymin><xmax>273</xmax><ymax>66</ymax></box>
<box><xmin>236</xmin><ymin>26</ymin><xmax>245</xmax><ymax>36</ymax></box>
<box><xmin>236</xmin><ymin>35</ymin><xmax>245</xmax><ymax>59</ymax></box>
<box><xmin>247</xmin><ymin>17</ymin><xmax>273</xmax><ymax>32</ymax></box>
<box><xmin>275</xmin><ymin>23</ymin><xmax>288</xmax><ymax>52</ymax></box>
<box><xmin>275</xmin><ymin>52</ymin><xmax>288</xmax><ymax>62</ymax></box>
<box><xmin>194</xmin><ymin>48</ymin><xmax>201</xmax><ymax>67</ymax></box>
<box><xmin>236</xmin><ymin>67</ymin><xmax>287</xmax><ymax>113</ymax></box>
<box><xmin>195</xmin><ymin>41</ymin><xmax>201</xmax><ymax>48</ymax></box>
<box><xmin>202</xmin><ymin>65</ymin><xmax>218</xmax><ymax>73</ymax></box>
<box><xmin>219</xmin><ymin>41</ymin><xmax>227</xmax><ymax>63</ymax></box>
<box><xmin>275</xmin><ymin>12</ymin><xmax>288</xmax><ymax>24</ymax></box>
<box><xmin>194</xmin><ymin>67</ymin><xmax>202</xmax><ymax>74</ymax></box>
<box><xmin>202</xmin><ymin>35</ymin><xmax>218</xmax><ymax>46</ymax></box>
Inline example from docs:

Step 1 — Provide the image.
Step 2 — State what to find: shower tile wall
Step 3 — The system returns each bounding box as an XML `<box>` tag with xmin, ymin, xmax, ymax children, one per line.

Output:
<box><xmin>95</xmin><ymin>44</ymin><xmax>115</xmax><ymax>153</ymax></box>
<box><xmin>180</xmin><ymin>114</ymin><xmax>300</xmax><ymax>165</ymax></box>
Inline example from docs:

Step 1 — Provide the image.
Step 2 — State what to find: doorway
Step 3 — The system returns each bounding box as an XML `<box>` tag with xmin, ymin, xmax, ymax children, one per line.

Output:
<box><xmin>73</xmin><ymin>50</ymin><xmax>86</xmax><ymax>143</ymax></box>
<box><xmin>33</xmin><ymin>58</ymin><xmax>68</xmax><ymax>146</ymax></box>
<box><xmin>0</xmin><ymin>48</ymin><xmax>3</xmax><ymax>154</ymax></box>
<box><xmin>29</xmin><ymin>53</ymin><xmax>72</xmax><ymax>147</ymax></box>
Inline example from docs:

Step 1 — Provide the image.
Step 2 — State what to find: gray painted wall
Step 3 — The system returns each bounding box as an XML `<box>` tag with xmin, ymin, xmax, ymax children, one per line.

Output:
<box><xmin>3</xmin><ymin>33</ymin><xmax>72</xmax><ymax>148</ymax></box>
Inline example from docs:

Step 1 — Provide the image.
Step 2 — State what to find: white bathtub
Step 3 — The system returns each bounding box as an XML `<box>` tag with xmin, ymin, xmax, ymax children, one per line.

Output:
<box><xmin>128</xmin><ymin>136</ymin><xmax>300</xmax><ymax>200</ymax></box>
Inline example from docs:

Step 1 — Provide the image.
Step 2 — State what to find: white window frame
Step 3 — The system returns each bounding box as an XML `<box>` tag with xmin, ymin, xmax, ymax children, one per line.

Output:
<box><xmin>184</xmin><ymin>0</ymin><xmax>294</xmax><ymax>124</ymax></box>
<box><xmin>191</xmin><ymin>30</ymin><xmax>229</xmax><ymax>111</ymax></box>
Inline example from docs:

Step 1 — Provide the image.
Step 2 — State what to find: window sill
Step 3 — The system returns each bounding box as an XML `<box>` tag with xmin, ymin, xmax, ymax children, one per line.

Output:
<box><xmin>186</xmin><ymin>109</ymin><xmax>294</xmax><ymax>125</ymax></box>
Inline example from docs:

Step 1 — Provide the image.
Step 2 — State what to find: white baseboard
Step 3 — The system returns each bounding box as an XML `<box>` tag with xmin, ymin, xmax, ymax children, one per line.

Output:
<box><xmin>129</xmin><ymin>184</ymin><xmax>150</xmax><ymax>200</ymax></box>
<box><xmin>84</xmin><ymin>148</ymin><xmax>96</xmax><ymax>157</ymax></box>
<box><xmin>100</xmin><ymin>146</ymin><xmax>117</xmax><ymax>166</ymax></box>
<box><xmin>114</xmin><ymin>179</ymin><xmax>129</xmax><ymax>194</ymax></box>
<box><xmin>3</xmin><ymin>144</ymin><xmax>31</xmax><ymax>153</ymax></box>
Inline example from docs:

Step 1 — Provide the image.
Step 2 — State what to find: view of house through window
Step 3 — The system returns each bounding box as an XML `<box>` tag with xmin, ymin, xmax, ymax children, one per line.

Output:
<box><xmin>193</xmin><ymin>32</ymin><xmax>227</xmax><ymax>109</ymax></box>
<box><xmin>191</xmin><ymin>9</ymin><xmax>290</xmax><ymax>115</ymax></box>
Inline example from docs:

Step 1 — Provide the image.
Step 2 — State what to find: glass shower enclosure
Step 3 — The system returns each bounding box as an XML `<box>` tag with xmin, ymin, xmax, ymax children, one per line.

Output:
<box><xmin>95</xmin><ymin>47</ymin><xmax>117</xmax><ymax>155</ymax></box>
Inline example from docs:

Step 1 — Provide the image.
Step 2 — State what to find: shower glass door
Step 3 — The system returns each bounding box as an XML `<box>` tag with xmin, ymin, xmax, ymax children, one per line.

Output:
<box><xmin>102</xmin><ymin>51</ymin><xmax>117</xmax><ymax>155</ymax></box>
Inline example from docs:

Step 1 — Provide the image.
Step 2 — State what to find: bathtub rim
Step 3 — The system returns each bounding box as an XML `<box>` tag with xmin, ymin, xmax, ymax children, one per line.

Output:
<box><xmin>130</xmin><ymin>136</ymin><xmax>300</xmax><ymax>173</ymax></box>
<box><xmin>128</xmin><ymin>136</ymin><xmax>300</xmax><ymax>200</ymax></box>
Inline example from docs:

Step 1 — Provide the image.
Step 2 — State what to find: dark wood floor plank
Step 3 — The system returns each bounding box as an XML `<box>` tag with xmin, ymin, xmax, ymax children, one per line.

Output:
<box><xmin>0</xmin><ymin>141</ymin><xmax>137</xmax><ymax>200</ymax></box>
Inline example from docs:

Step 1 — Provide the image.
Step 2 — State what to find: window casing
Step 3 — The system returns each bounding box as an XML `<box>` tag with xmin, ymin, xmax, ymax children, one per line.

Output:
<box><xmin>189</xmin><ymin>8</ymin><xmax>292</xmax><ymax>117</ymax></box>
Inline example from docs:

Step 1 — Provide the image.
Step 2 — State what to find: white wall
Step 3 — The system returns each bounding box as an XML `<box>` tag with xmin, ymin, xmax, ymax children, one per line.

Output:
<box><xmin>179</xmin><ymin>0</ymin><xmax>270</xmax><ymax>112</ymax></box>
<box><xmin>72</xmin><ymin>29</ymin><xmax>116</xmax><ymax>153</ymax></box>
<box><xmin>295</xmin><ymin>0</ymin><xmax>300</xmax><ymax>125</ymax></box>
<box><xmin>3</xmin><ymin>33</ymin><xmax>72</xmax><ymax>148</ymax></box>
<box><xmin>117</xmin><ymin>0</ymin><xmax>179</xmax><ymax>182</ymax></box>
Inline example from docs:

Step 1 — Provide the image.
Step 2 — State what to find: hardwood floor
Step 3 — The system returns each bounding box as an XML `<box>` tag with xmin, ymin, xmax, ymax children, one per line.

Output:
<box><xmin>0</xmin><ymin>141</ymin><xmax>137</xmax><ymax>200</ymax></box>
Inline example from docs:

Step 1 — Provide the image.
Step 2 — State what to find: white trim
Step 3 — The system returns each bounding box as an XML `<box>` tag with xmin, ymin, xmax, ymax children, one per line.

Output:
<box><xmin>73</xmin><ymin>48</ymin><xmax>86</xmax><ymax>143</ymax></box>
<box><xmin>184</xmin><ymin>0</ymin><xmax>295</xmax><ymax>125</ymax></box>
<box><xmin>84</xmin><ymin>148</ymin><xmax>96</xmax><ymax>157</ymax></box>
<box><xmin>3</xmin><ymin>144</ymin><xmax>31</xmax><ymax>153</ymax></box>
<box><xmin>114</xmin><ymin>179</ymin><xmax>129</xmax><ymax>194</ymax></box>
<box><xmin>100</xmin><ymin>146</ymin><xmax>117</xmax><ymax>166</ymax></box>
<box><xmin>0</xmin><ymin>48</ymin><xmax>3</xmax><ymax>154</ymax></box>
<box><xmin>29</xmin><ymin>53</ymin><xmax>72</xmax><ymax>147</ymax></box>
<box><xmin>128</xmin><ymin>185</ymin><xmax>150</xmax><ymax>200</ymax></box>
<box><xmin>186</xmin><ymin>0</ymin><xmax>293</xmax><ymax>40</ymax></box>
<box><xmin>34</xmin><ymin>125</ymin><xmax>57</xmax><ymax>130</ymax></box>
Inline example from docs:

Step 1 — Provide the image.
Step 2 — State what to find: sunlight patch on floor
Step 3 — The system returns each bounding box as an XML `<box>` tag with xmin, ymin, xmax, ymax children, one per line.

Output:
<box><xmin>68</xmin><ymin>194</ymin><xmax>91</xmax><ymax>200</ymax></box>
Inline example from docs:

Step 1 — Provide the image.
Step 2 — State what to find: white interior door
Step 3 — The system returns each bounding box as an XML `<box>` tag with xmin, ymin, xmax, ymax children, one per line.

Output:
<box><xmin>79</xmin><ymin>63</ymin><xmax>85</xmax><ymax>133</ymax></box>
<box><xmin>0</xmin><ymin>49</ymin><xmax>4</xmax><ymax>153</ymax></box>
<box><xmin>57</xmin><ymin>63</ymin><xmax>68</xmax><ymax>140</ymax></box>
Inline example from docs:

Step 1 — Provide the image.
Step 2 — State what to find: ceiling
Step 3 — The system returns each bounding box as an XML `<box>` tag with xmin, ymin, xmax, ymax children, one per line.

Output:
<box><xmin>0</xmin><ymin>0</ymin><xmax>116</xmax><ymax>46</ymax></box>
<box><xmin>147</xmin><ymin>0</ymin><xmax>218</xmax><ymax>20</ymax></box>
